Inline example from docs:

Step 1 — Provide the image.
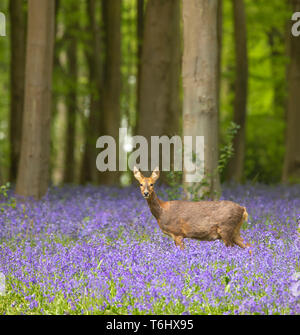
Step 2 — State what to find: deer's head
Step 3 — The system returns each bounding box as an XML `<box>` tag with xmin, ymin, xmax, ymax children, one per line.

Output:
<box><xmin>133</xmin><ymin>166</ymin><xmax>160</xmax><ymax>199</ymax></box>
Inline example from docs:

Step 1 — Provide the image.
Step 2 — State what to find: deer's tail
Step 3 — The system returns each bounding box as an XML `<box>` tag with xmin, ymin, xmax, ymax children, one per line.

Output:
<box><xmin>242</xmin><ymin>207</ymin><xmax>248</xmax><ymax>222</ymax></box>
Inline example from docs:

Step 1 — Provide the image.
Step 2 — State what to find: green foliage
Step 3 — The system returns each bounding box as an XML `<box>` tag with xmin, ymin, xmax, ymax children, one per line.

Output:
<box><xmin>121</xmin><ymin>0</ymin><xmax>138</xmax><ymax>129</ymax></box>
<box><xmin>0</xmin><ymin>0</ymin><xmax>295</xmax><ymax>185</ymax></box>
<box><xmin>220</xmin><ymin>0</ymin><xmax>290</xmax><ymax>184</ymax></box>
<box><xmin>164</xmin><ymin>170</ymin><xmax>183</xmax><ymax>200</ymax></box>
<box><xmin>218</xmin><ymin>121</ymin><xmax>240</xmax><ymax>175</ymax></box>
<box><xmin>186</xmin><ymin>178</ymin><xmax>211</xmax><ymax>202</ymax></box>
<box><xmin>165</xmin><ymin>122</ymin><xmax>240</xmax><ymax>201</ymax></box>
<box><xmin>244</xmin><ymin>115</ymin><xmax>285</xmax><ymax>183</ymax></box>
<box><xmin>187</xmin><ymin>122</ymin><xmax>240</xmax><ymax>201</ymax></box>
<box><xmin>0</xmin><ymin>182</ymin><xmax>16</xmax><ymax>212</ymax></box>
<box><xmin>164</xmin><ymin>158</ymin><xmax>211</xmax><ymax>202</ymax></box>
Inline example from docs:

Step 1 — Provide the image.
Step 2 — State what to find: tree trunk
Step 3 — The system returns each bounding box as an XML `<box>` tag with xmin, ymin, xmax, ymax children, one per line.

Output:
<box><xmin>98</xmin><ymin>0</ymin><xmax>121</xmax><ymax>185</ymax></box>
<box><xmin>50</xmin><ymin>0</ymin><xmax>61</xmax><ymax>184</ymax></box>
<box><xmin>217</xmin><ymin>0</ymin><xmax>223</xmax><ymax>114</ymax></box>
<box><xmin>182</xmin><ymin>0</ymin><xmax>220</xmax><ymax>199</ymax></box>
<box><xmin>216</xmin><ymin>0</ymin><xmax>222</xmax><ymax>186</ymax></box>
<box><xmin>137</xmin><ymin>0</ymin><xmax>144</xmax><ymax>61</ymax></box>
<box><xmin>282</xmin><ymin>0</ymin><xmax>300</xmax><ymax>182</ymax></box>
<box><xmin>9</xmin><ymin>0</ymin><xmax>26</xmax><ymax>183</ymax></box>
<box><xmin>135</xmin><ymin>0</ymin><xmax>144</xmax><ymax>135</ymax></box>
<box><xmin>137</xmin><ymin>0</ymin><xmax>181</xmax><ymax>178</ymax></box>
<box><xmin>80</xmin><ymin>0</ymin><xmax>103</xmax><ymax>184</ymax></box>
<box><xmin>15</xmin><ymin>0</ymin><xmax>55</xmax><ymax>199</ymax></box>
<box><xmin>226</xmin><ymin>0</ymin><xmax>248</xmax><ymax>182</ymax></box>
<box><xmin>63</xmin><ymin>1</ymin><xmax>78</xmax><ymax>184</ymax></box>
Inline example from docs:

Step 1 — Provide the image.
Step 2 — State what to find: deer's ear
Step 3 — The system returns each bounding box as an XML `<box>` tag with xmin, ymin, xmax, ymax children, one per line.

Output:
<box><xmin>151</xmin><ymin>167</ymin><xmax>160</xmax><ymax>182</ymax></box>
<box><xmin>133</xmin><ymin>166</ymin><xmax>143</xmax><ymax>182</ymax></box>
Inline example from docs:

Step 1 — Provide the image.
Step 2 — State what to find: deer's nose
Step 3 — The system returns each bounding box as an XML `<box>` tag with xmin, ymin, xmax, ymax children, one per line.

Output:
<box><xmin>144</xmin><ymin>191</ymin><xmax>149</xmax><ymax>197</ymax></box>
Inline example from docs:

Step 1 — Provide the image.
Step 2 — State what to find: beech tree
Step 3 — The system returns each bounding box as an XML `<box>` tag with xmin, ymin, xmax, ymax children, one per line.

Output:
<box><xmin>137</xmin><ymin>0</ymin><xmax>181</xmax><ymax>177</ymax></box>
<box><xmin>9</xmin><ymin>0</ymin><xmax>26</xmax><ymax>182</ymax></box>
<box><xmin>282</xmin><ymin>0</ymin><xmax>300</xmax><ymax>182</ymax></box>
<box><xmin>16</xmin><ymin>0</ymin><xmax>55</xmax><ymax>199</ymax></box>
<box><xmin>80</xmin><ymin>0</ymin><xmax>103</xmax><ymax>184</ymax></box>
<box><xmin>182</xmin><ymin>0</ymin><xmax>220</xmax><ymax>198</ymax></box>
<box><xmin>98</xmin><ymin>0</ymin><xmax>122</xmax><ymax>185</ymax></box>
<box><xmin>63</xmin><ymin>0</ymin><xmax>78</xmax><ymax>184</ymax></box>
<box><xmin>135</xmin><ymin>0</ymin><xmax>144</xmax><ymax>134</ymax></box>
<box><xmin>226</xmin><ymin>0</ymin><xmax>248</xmax><ymax>182</ymax></box>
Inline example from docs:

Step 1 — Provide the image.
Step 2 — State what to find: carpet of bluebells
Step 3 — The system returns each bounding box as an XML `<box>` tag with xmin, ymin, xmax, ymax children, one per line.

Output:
<box><xmin>0</xmin><ymin>183</ymin><xmax>299</xmax><ymax>315</ymax></box>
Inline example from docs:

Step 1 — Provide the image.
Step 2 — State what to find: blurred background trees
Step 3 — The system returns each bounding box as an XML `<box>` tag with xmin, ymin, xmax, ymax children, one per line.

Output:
<box><xmin>226</xmin><ymin>0</ymin><xmax>248</xmax><ymax>183</ymax></box>
<box><xmin>15</xmin><ymin>0</ymin><xmax>55</xmax><ymax>198</ymax></box>
<box><xmin>283</xmin><ymin>0</ymin><xmax>300</xmax><ymax>183</ymax></box>
<box><xmin>9</xmin><ymin>0</ymin><xmax>26</xmax><ymax>183</ymax></box>
<box><xmin>0</xmin><ymin>0</ymin><xmax>298</xmax><ymax>199</ymax></box>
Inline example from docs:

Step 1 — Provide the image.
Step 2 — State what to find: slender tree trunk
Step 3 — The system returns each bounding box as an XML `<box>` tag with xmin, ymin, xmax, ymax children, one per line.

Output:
<box><xmin>98</xmin><ymin>0</ymin><xmax>121</xmax><ymax>185</ymax></box>
<box><xmin>9</xmin><ymin>0</ymin><xmax>26</xmax><ymax>183</ymax></box>
<box><xmin>137</xmin><ymin>0</ymin><xmax>181</xmax><ymax>177</ymax></box>
<box><xmin>80</xmin><ymin>0</ymin><xmax>103</xmax><ymax>184</ymax></box>
<box><xmin>216</xmin><ymin>0</ymin><xmax>222</xmax><ymax>187</ymax></box>
<box><xmin>16</xmin><ymin>0</ymin><xmax>55</xmax><ymax>199</ymax></box>
<box><xmin>50</xmin><ymin>0</ymin><xmax>61</xmax><ymax>183</ymax></box>
<box><xmin>182</xmin><ymin>0</ymin><xmax>220</xmax><ymax>199</ymax></box>
<box><xmin>135</xmin><ymin>0</ymin><xmax>144</xmax><ymax>135</ymax></box>
<box><xmin>137</xmin><ymin>0</ymin><xmax>144</xmax><ymax>61</ymax></box>
<box><xmin>63</xmin><ymin>1</ymin><xmax>78</xmax><ymax>184</ymax></box>
<box><xmin>217</xmin><ymin>0</ymin><xmax>223</xmax><ymax>114</ymax></box>
<box><xmin>282</xmin><ymin>0</ymin><xmax>300</xmax><ymax>182</ymax></box>
<box><xmin>226</xmin><ymin>0</ymin><xmax>248</xmax><ymax>182</ymax></box>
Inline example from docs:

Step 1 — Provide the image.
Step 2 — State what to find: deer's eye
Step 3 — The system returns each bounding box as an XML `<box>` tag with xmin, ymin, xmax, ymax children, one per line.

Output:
<box><xmin>150</xmin><ymin>184</ymin><xmax>153</xmax><ymax>186</ymax></box>
<box><xmin>140</xmin><ymin>183</ymin><xmax>143</xmax><ymax>186</ymax></box>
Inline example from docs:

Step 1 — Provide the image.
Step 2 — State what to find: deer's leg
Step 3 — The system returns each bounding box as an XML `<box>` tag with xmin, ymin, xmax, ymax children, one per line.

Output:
<box><xmin>233</xmin><ymin>236</ymin><xmax>247</xmax><ymax>249</ymax></box>
<box><xmin>219</xmin><ymin>229</ymin><xmax>235</xmax><ymax>247</ymax></box>
<box><xmin>223</xmin><ymin>239</ymin><xmax>234</xmax><ymax>247</ymax></box>
<box><xmin>174</xmin><ymin>235</ymin><xmax>185</xmax><ymax>250</ymax></box>
<box><xmin>234</xmin><ymin>236</ymin><xmax>253</xmax><ymax>255</ymax></box>
<box><xmin>232</xmin><ymin>211</ymin><xmax>252</xmax><ymax>251</ymax></box>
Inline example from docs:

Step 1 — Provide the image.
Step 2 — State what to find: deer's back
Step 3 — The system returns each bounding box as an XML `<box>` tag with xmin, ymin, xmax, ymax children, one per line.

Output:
<box><xmin>159</xmin><ymin>200</ymin><xmax>244</xmax><ymax>241</ymax></box>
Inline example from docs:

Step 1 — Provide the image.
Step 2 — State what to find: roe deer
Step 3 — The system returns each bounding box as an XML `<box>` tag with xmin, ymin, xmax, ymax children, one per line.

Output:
<box><xmin>134</xmin><ymin>166</ymin><xmax>251</xmax><ymax>252</ymax></box>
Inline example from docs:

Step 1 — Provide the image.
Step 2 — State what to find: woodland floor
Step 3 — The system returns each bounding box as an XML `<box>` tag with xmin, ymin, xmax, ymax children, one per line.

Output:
<box><xmin>0</xmin><ymin>184</ymin><xmax>299</xmax><ymax>315</ymax></box>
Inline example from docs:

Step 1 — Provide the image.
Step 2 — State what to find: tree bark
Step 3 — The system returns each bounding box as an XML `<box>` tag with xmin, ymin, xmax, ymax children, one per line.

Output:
<box><xmin>15</xmin><ymin>0</ymin><xmax>55</xmax><ymax>199</ymax></box>
<box><xmin>98</xmin><ymin>0</ymin><xmax>121</xmax><ymax>185</ymax></box>
<box><xmin>226</xmin><ymin>0</ymin><xmax>248</xmax><ymax>182</ymax></box>
<box><xmin>217</xmin><ymin>0</ymin><xmax>223</xmax><ymax>114</ymax></box>
<box><xmin>80</xmin><ymin>0</ymin><xmax>103</xmax><ymax>184</ymax></box>
<box><xmin>63</xmin><ymin>1</ymin><xmax>78</xmax><ymax>184</ymax></box>
<box><xmin>282</xmin><ymin>0</ymin><xmax>300</xmax><ymax>182</ymax></box>
<box><xmin>137</xmin><ymin>0</ymin><xmax>144</xmax><ymax>61</ymax></box>
<box><xmin>135</xmin><ymin>0</ymin><xmax>144</xmax><ymax>135</ymax></box>
<box><xmin>137</xmin><ymin>0</ymin><xmax>181</xmax><ymax>177</ymax></box>
<box><xmin>182</xmin><ymin>0</ymin><xmax>220</xmax><ymax>199</ymax></box>
<box><xmin>9</xmin><ymin>0</ymin><xmax>26</xmax><ymax>183</ymax></box>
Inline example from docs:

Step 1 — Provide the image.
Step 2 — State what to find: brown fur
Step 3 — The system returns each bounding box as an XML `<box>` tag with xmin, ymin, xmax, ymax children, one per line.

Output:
<box><xmin>133</xmin><ymin>167</ymin><xmax>251</xmax><ymax>253</ymax></box>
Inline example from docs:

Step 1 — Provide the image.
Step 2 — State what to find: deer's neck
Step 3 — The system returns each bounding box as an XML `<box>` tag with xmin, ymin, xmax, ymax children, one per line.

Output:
<box><xmin>146</xmin><ymin>191</ymin><xmax>163</xmax><ymax>220</ymax></box>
